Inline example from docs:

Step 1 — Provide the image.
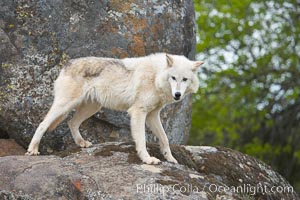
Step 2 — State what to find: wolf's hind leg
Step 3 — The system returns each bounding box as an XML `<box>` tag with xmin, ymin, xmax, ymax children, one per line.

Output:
<box><xmin>146</xmin><ymin>108</ymin><xmax>178</xmax><ymax>163</ymax></box>
<box><xmin>68</xmin><ymin>101</ymin><xmax>101</xmax><ymax>148</ymax></box>
<box><xmin>26</xmin><ymin>98</ymin><xmax>80</xmax><ymax>155</ymax></box>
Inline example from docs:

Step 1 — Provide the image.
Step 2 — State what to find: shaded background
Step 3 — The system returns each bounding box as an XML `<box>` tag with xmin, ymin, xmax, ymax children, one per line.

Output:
<box><xmin>190</xmin><ymin>0</ymin><xmax>300</xmax><ymax>194</ymax></box>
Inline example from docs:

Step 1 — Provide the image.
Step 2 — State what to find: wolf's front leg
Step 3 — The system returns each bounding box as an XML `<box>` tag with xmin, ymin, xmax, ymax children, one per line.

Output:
<box><xmin>128</xmin><ymin>107</ymin><xmax>161</xmax><ymax>165</ymax></box>
<box><xmin>146</xmin><ymin>108</ymin><xmax>178</xmax><ymax>163</ymax></box>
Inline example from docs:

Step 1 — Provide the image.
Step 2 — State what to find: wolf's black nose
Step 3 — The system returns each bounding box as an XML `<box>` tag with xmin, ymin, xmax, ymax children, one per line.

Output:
<box><xmin>175</xmin><ymin>92</ymin><xmax>181</xmax><ymax>98</ymax></box>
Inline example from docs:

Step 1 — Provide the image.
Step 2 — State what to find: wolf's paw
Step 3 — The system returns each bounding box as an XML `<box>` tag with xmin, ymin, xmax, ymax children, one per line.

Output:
<box><xmin>78</xmin><ymin>140</ymin><xmax>93</xmax><ymax>148</ymax></box>
<box><xmin>166</xmin><ymin>156</ymin><xmax>178</xmax><ymax>164</ymax></box>
<box><xmin>143</xmin><ymin>157</ymin><xmax>161</xmax><ymax>165</ymax></box>
<box><xmin>25</xmin><ymin>149</ymin><xmax>40</xmax><ymax>156</ymax></box>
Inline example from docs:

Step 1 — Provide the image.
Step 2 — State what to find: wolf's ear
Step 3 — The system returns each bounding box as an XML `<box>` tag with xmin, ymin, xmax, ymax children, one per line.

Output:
<box><xmin>166</xmin><ymin>54</ymin><xmax>173</xmax><ymax>67</ymax></box>
<box><xmin>192</xmin><ymin>61</ymin><xmax>204</xmax><ymax>71</ymax></box>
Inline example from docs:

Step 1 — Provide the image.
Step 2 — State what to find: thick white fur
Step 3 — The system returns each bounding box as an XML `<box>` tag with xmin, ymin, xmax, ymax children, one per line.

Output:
<box><xmin>26</xmin><ymin>53</ymin><xmax>203</xmax><ymax>164</ymax></box>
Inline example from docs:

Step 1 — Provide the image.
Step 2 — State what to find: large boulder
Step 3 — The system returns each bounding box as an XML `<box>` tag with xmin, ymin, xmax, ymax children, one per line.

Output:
<box><xmin>0</xmin><ymin>0</ymin><xmax>196</xmax><ymax>153</ymax></box>
<box><xmin>0</xmin><ymin>143</ymin><xmax>298</xmax><ymax>200</ymax></box>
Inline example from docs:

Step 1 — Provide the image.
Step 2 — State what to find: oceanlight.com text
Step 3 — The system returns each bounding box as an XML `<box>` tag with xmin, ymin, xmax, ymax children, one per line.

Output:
<box><xmin>136</xmin><ymin>183</ymin><xmax>294</xmax><ymax>196</ymax></box>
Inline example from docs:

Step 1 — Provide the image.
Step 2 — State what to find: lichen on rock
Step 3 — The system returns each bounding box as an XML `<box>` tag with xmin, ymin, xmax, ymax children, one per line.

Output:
<box><xmin>0</xmin><ymin>0</ymin><xmax>196</xmax><ymax>153</ymax></box>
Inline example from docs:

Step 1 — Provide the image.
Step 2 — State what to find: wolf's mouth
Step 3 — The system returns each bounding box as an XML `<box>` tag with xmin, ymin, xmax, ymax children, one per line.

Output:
<box><xmin>174</xmin><ymin>97</ymin><xmax>180</xmax><ymax>101</ymax></box>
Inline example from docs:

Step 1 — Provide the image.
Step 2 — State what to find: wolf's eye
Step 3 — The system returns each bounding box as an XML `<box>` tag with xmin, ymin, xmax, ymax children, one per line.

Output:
<box><xmin>182</xmin><ymin>78</ymin><xmax>188</xmax><ymax>82</ymax></box>
<box><xmin>171</xmin><ymin>76</ymin><xmax>176</xmax><ymax>80</ymax></box>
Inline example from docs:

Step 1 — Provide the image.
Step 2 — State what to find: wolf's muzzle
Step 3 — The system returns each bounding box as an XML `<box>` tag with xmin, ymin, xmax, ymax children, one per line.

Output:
<box><xmin>174</xmin><ymin>92</ymin><xmax>181</xmax><ymax>101</ymax></box>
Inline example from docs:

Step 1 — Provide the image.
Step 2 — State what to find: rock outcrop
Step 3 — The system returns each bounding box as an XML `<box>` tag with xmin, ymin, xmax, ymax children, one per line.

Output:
<box><xmin>0</xmin><ymin>143</ymin><xmax>298</xmax><ymax>200</ymax></box>
<box><xmin>0</xmin><ymin>0</ymin><xmax>196</xmax><ymax>153</ymax></box>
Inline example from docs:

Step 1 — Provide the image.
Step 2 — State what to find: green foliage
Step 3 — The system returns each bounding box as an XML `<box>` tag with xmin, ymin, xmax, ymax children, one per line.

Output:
<box><xmin>192</xmin><ymin>0</ymin><xmax>300</xmax><ymax>194</ymax></box>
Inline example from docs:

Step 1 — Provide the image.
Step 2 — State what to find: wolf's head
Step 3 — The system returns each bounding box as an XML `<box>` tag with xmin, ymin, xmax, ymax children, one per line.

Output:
<box><xmin>157</xmin><ymin>54</ymin><xmax>203</xmax><ymax>102</ymax></box>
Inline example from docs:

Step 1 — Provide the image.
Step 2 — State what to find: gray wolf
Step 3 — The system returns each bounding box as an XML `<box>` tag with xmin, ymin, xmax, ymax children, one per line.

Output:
<box><xmin>26</xmin><ymin>53</ymin><xmax>203</xmax><ymax>164</ymax></box>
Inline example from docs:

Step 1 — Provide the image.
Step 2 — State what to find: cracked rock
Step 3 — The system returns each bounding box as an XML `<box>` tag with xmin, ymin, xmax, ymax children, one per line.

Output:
<box><xmin>0</xmin><ymin>142</ymin><xmax>298</xmax><ymax>200</ymax></box>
